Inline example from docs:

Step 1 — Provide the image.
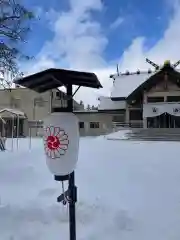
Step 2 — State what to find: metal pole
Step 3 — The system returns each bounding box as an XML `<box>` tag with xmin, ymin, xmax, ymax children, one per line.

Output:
<box><xmin>29</xmin><ymin>127</ymin><xmax>32</xmax><ymax>150</ymax></box>
<box><xmin>69</xmin><ymin>171</ymin><xmax>76</xmax><ymax>240</ymax></box>
<box><xmin>33</xmin><ymin>99</ymin><xmax>36</xmax><ymax>120</ymax></box>
<box><xmin>11</xmin><ymin>116</ymin><xmax>14</xmax><ymax>151</ymax></box>
<box><xmin>16</xmin><ymin>115</ymin><xmax>19</xmax><ymax>150</ymax></box>
<box><xmin>67</xmin><ymin>84</ymin><xmax>77</xmax><ymax>240</ymax></box>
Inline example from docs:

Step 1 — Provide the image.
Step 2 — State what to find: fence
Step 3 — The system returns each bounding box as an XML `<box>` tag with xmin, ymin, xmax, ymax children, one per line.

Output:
<box><xmin>27</xmin><ymin>120</ymin><xmax>144</xmax><ymax>137</ymax></box>
<box><xmin>28</xmin><ymin>120</ymin><xmax>44</xmax><ymax>137</ymax></box>
<box><xmin>113</xmin><ymin>120</ymin><xmax>144</xmax><ymax>129</ymax></box>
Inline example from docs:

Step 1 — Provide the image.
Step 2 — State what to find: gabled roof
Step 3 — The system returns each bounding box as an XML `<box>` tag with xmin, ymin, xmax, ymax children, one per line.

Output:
<box><xmin>111</xmin><ymin>71</ymin><xmax>154</xmax><ymax>100</ymax></box>
<box><xmin>0</xmin><ymin>108</ymin><xmax>26</xmax><ymax>117</ymax></box>
<box><xmin>13</xmin><ymin>68</ymin><xmax>102</xmax><ymax>93</ymax></box>
<box><xmin>98</xmin><ymin>96</ymin><xmax>126</xmax><ymax>110</ymax></box>
<box><xmin>127</xmin><ymin>66</ymin><xmax>180</xmax><ymax>102</ymax></box>
<box><xmin>111</xmin><ymin>66</ymin><xmax>180</xmax><ymax>101</ymax></box>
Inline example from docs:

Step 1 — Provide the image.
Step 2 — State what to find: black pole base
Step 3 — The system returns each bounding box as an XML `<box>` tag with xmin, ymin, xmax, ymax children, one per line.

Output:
<box><xmin>69</xmin><ymin>172</ymin><xmax>76</xmax><ymax>240</ymax></box>
<box><xmin>54</xmin><ymin>175</ymin><xmax>69</xmax><ymax>181</ymax></box>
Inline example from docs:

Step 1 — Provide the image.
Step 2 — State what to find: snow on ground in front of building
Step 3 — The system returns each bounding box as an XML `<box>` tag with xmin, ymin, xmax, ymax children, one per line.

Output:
<box><xmin>105</xmin><ymin>129</ymin><xmax>131</xmax><ymax>140</ymax></box>
<box><xmin>1</xmin><ymin>137</ymin><xmax>180</xmax><ymax>239</ymax></box>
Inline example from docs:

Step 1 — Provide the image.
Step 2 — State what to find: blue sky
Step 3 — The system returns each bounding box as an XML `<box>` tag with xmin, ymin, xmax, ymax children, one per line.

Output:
<box><xmin>19</xmin><ymin>0</ymin><xmax>180</xmax><ymax>104</ymax></box>
<box><xmin>24</xmin><ymin>0</ymin><xmax>172</xmax><ymax>62</ymax></box>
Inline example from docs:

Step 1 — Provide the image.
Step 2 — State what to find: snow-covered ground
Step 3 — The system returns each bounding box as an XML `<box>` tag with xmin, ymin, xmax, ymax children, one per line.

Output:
<box><xmin>1</xmin><ymin>137</ymin><xmax>180</xmax><ymax>239</ymax></box>
<box><xmin>105</xmin><ymin>129</ymin><xmax>131</xmax><ymax>140</ymax></box>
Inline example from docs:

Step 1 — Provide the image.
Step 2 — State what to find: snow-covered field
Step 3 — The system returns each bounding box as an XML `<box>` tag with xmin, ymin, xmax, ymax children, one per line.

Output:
<box><xmin>105</xmin><ymin>129</ymin><xmax>131</xmax><ymax>140</ymax></box>
<box><xmin>1</xmin><ymin>136</ymin><xmax>180</xmax><ymax>239</ymax></box>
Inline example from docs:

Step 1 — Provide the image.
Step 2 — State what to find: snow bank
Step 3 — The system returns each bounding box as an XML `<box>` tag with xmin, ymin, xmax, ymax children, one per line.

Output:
<box><xmin>105</xmin><ymin>129</ymin><xmax>131</xmax><ymax>140</ymax></box>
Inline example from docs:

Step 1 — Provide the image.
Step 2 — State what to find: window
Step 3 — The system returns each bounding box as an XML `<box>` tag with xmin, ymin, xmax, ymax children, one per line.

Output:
<box><xmin>129</xmin><ymin>110</ymin><xmax>142</xmax><ymax>120</ymax></box>
<box><xmin>79</xmin><ymin>122</ymin><xmax>84</xmax><ymax>128</ymax></box>
<box><xmin>90</xmin><ymin>122</ymin><xmax>99</xmax><ymax>128</ymax></box>
<box><xmin>56</xmin><ymin>91</ymin><xmax>61</xmax><ymax>99</ymax></box>
<box><xmin>112</xmin><ymin>114</ymin><xmax>125</xmax><ymax>122</ymax></box>
<box><xmin>147</xmin><ymin>96</ymin><xmax>164</xmax><ymax>103</ymax></box>
<box><xmin>167</xmin><ymin>96</ymin><xmax>180</xmax><ymax>102</ymax></box>
<box><xmin>56</xmin><ymin>91</ymin><xmax>66</xmax><ymax>99</ymax></box>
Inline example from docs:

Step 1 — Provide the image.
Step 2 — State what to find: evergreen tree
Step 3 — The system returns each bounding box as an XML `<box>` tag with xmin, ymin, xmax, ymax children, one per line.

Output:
<box><xmin>87</xmin><ymin>104</ymin><xmax>91</xmax><ymax>110</ymax></box>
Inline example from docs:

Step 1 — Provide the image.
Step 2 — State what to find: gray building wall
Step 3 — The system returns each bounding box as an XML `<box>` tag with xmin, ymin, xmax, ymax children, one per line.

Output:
<box><xmin>75</xmin><ymin>111</ymin><xmax>116</xmax><ymax>136</ymax></box>
<box><xmin>0</xmin><ymin>87</ymin><xmax>127</xmax><ymax>137</ymax></box>
<box><xmin>0</xmin><ymin>87</ymin><xmax>83</xmax><ymax>137</ymax></box>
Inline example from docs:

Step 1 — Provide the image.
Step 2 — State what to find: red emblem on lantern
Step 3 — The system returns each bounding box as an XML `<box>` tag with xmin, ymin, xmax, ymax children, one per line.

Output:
<box><xmin>44</xmin><ymin>126</ymin><xmax>69</xmax><ymax>159</ymax></box>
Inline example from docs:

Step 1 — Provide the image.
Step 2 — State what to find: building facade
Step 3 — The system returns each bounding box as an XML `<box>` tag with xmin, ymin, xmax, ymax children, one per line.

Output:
<box><xmin>1</xmin><ymin>60</ymin><xmax>179</xmax><ymax>139</ymax></box>
<box><xmin>0</xmin><ymin>87</ymin><xmax>111</xmax><ymax>137</ymax></box>
<box><xmin>75</xmin><ymin>110</ymin><xmax>115</xmax><ymax>136</ymax></box>
<box><xmin>0</xmin><ymin>87</ymin><xmax>84</xmax><ymax>137</ymax></box>
<box><xmin>98</xmin><ymin>60</ymin><xmax>180</xmax><ymax>129</ymax></box>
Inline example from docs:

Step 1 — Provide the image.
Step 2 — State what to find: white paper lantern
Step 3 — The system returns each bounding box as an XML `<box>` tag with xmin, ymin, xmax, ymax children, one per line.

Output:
<box><xmin>43</xmin><ymin>112</ymin><xmax>80</xmax><ymax>176</ymax></box>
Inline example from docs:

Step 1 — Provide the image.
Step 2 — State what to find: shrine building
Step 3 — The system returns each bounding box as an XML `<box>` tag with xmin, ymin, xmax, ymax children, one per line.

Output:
<box><xmin>98</xmin><ymin>60</ymin><xmax>180</xmax><ymax>128</ymax></box>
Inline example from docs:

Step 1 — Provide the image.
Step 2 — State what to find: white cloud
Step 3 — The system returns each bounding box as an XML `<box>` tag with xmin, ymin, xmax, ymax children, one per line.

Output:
<box><xmin>69</xmin><ymin>0</ymin><xmax>103</xmax><ymax>11</ymax></box>
<box><xmin>24</xmin><ymin>0</ymin><xmax>110</xmax><ymax>105</ymax></box>
<box><xmin>110</xmin><ymin>16</ymin><xmax>124</xmax><ymax>30</ymax></box>
<box><xmin>25</xmin><ymin>0</ymin><xmax>180</xmax><ymax>106</ymax></box>
<box><xmin>118</xmin><ymin>2</ymin><xmax>180</xmax><ymax>72</ymax></box>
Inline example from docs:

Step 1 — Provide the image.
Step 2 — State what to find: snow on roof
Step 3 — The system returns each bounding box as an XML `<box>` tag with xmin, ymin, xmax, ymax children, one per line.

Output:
<box><xmin>0</xmin><ymin>108</ymin><xmax>25</xmax><ymax>117</ymax></box>
<box><xmin>111</xmin><ymin>68</ymin><xmax>180</xmax><ymax>99</ymax></box>
<box><xmin>111</xmin><ymin>72</ymin><xmax>154</xmax><ymax>99</ymax></box>
<box><xmin>98</xmin><ymin>96</ymin><xmax>126</xmax><ymax>110</ymax></box>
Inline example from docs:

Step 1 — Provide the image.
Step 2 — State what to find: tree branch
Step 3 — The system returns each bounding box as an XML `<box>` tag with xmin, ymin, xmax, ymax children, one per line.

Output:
<box><xmin>0</xmin><ymin>15</ymin><xmax>21</xmax><ymax>23</ymax></box>
<box><xmin>0</xmin><ymin>0</ymin><xmax>35</xmax><ymax>77</ymax></box>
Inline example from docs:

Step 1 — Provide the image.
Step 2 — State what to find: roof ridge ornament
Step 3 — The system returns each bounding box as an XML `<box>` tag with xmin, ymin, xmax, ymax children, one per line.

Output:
<box><xmin>110</xmin><ymin>58</ymin><xmax>180</xmax><ymax>79</ymax></box>
<box><xmin>137</xmin><ymin>70</ymin><xmax>140</xmax><ymax>74</ymax></box>
<box><xmin>110</xmin><ymin>69</ymin><xmax>155</xmax><ymax>78</ymax></box>
<box><xmin>116</xmin><ymin>64</ymin><xmax>120</xmax><ymax>76</ymax></box>
<box><xmin>146</xmin><ymin>58</ymin><xmax>180</xmax><ymax>69</ymax></box>
<box><xmin>164</xmin><ymin>60</ymin><xmax>171</xmax><ymax>67</ymax></box>
<box><xmin>172</xmin><ymin>60</ymin><xmax>180</xmax><ymax>68</ymax></box>
<box><xmin>146</xmin><ymin>58</ymin><xmax>160</xmax><ymax>70</ymax></box>
<box><xmin>148</xmin><ymin>68</ymin><xmax>152</xmax><ymax>74</ymax></box>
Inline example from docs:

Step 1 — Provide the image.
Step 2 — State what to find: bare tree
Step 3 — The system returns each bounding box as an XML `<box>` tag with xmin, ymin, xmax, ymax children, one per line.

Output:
<box><xmin>0</xmin><ymin>0</ymin><xmax>34</xmax><ymax>82</ymax></box>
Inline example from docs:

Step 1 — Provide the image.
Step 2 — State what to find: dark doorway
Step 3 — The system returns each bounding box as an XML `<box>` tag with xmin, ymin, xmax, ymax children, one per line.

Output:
<box><xmin>147</xmin><ymin>113</ymin><xmax>175</xmax><ymax>128</ymax></box>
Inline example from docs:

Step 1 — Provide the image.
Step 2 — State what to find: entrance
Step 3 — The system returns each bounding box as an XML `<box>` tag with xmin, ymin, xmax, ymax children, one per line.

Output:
<box><xmin>147</xmin><ymin>113</ymin><xmax>180</xmax><ymax>128</ymax></box>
